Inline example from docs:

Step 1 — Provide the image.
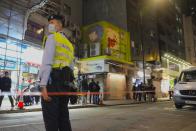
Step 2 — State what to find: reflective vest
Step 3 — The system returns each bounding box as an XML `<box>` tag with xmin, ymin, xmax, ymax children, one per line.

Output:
<box><xmin>43</xmin><ymin>32</ymin><xmax>74</xmax><ymax>68</ymax></box>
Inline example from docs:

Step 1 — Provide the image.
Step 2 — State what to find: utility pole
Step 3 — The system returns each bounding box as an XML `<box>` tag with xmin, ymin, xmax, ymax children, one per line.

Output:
<box><xmin>139</xmin><ymin>2</ymin><xmax>146</xmax><ymax>84</ymax></box>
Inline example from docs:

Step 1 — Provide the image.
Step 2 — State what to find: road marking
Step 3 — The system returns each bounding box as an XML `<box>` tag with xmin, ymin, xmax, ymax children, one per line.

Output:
<box><xmin>0</xmin><ymin>122</ymin><xmax>44</xmax><ymax>129</ymax></box>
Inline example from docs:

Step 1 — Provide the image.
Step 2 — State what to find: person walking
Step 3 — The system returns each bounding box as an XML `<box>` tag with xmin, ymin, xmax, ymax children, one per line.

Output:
<box><xmin>39</xmin><ymin>14</ymin><xmax>74</xmax><ymax>131</ymax></box>
<box><xmin>94</xmin><ymin>81</ymin><xmax>100</xmax><ymax>104</ymax></box>
<box><xmin>29</xmin><ymin>81</ymin><xmax>40</xmax><ymax>105</ymax></box>
<box><xmin>136</xmin><ymin>83</ymin><xmax>142</xmax><ymax>101</ymax></box>
<box><xmin>81</xmin><ymin>75</ymin><xmax>88</xmax><ymax>105</ymax></box>
<box><xmin>0</xmin><ymin>71</ymin><xmax>14</xmax><ymax>109</ymax></box>
<box><xmin>132</xmin><ymin>84</ymin><xmax>137</xmax><ymax>100</ymax></box>
<box><xmin>88</xmin><ymin>79</ymin><xmax>96</xmax><ymax>104</ymax></box>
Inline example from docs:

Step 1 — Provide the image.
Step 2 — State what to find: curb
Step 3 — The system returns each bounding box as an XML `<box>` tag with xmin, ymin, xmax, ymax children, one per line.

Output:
<box><xmin>0</xmin><ymin>100</ymin><xmax>171</xmax><ymax>114</ymax></box>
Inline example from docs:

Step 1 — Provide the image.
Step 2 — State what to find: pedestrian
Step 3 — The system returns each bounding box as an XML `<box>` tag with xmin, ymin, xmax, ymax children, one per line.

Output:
<box><xmin>169</xmin><ymin>84</ymin><xmax>174</xmax><ymax>100</ymax></box>
<box><xmin>39</xmin><ymin>14</ymin><xmax>74</xmax><ymax>131</ymax></box>
<box><xmin>88</xmin><ymin>79</ymin><xmax>96</xmax><ymax>104</ymax></box>
<box><xmin>30</xmin><ymin>81</ymin><xmax>40</xmax><ymax>105</ymax></box>
<box><xmin>136</xmin><ymin>83</ymin><xmax>142</xmax><ymax>101</ymax></box>
<box><xmin>132</xmin><ymin>84</ymin><xmax>137</xmax><ymax>100</ymax></box>
<box><xmin>81</xmin><ymin>75</ymin><xmax>88</xmax><ymax>105</ymax></box>
<box><xmin>150</xmin><ymin>84</ymin><xmax>156</xmax><ymax>102</ymax></box>
<box><xmin>141</xmin><ymin>83</ymin><xmax>147</xmax><ymax>102</ymax></box>
<box><xmin>94</xmin><ymin>81</ymin><xmax>100</xmax><ymax>104</ymax></box>
<box><xmin>0</xmin><ymin>71</ymin><xmax>14</xmax><ymax>109</ymax></box>
<box><xmin>16</xmin><ymin>78</ymin><xmax>27</xmax><ymax>106</ymax></box>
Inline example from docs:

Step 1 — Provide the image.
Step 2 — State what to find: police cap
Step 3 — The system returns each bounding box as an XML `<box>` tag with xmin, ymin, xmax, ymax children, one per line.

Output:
<box><xmin>48</xmin><ymin>15</ymin><xmax>65</xmax><ymax>25</ymax></box>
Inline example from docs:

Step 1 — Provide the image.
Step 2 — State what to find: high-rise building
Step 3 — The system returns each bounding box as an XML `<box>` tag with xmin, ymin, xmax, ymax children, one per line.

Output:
<box><xmin>179</xmin><ymin>0</ymin><xmax>196</xmax><ymax>66</ymax></box>
<box><xmin>83</xmin><ymin>0</ymin><xmax>186</xmax><ymax>62</ymax></box>
<box><xmin>183</xmin><ymin>16</ymin><xmax>196</xmax><ymax>66</ymax></box>
<box><xmin>82</xmin><ymin>0</ymin><xmax>191</xmax><ymax>99</ymax></box>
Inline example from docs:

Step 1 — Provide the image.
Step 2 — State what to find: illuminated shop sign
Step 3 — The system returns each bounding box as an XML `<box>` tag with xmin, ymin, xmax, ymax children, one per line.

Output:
<box><xmin>81</xmin><ymin>60</ymin><xmax>109</xmax><ymax>74</ymax></box>
<box><xmin>83</xmin><ymin>21</ymin><xmax>131</xmax><ymax>62</ymax></box>
<box><xmin>29</xmin><ymin>66</ymin><xmax>38</xmax><ymax>74</ymax></box>
<box><xmin>0</xmin><ymin>59</ymin><xmax>16</xmax><ymax>69</ymax></box>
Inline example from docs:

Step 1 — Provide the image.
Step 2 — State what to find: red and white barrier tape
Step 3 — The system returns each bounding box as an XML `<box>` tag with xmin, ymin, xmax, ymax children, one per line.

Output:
<box><xmin>0</xmin><ymin>90</ymin><xmax>155</xmax><ymax>96</ymax></box>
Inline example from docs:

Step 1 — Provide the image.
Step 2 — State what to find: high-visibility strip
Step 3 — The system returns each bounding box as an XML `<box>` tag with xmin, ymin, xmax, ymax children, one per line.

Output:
<box><xmin>54</xmin><ymin>33</ymin><xmax>74</xmax><ymax>52</ymax></box>
<box><xmin>52</xmin><ymin>60</ymin><xmax>70</xmax><ymax>68</ymax></box>
<box><xmin>55</xmin><ymin>46</ymin><xmax>74</xmax><ymax>59</ymax></box>
<box><xmin>56</xmin><ymin>42</ymin><xmax>73</xmax><ymax>53</ymax></box>
<box><xmin>55</xmin><ymin>51</ymin><xmax>74</xmax><ymax>62</ymax></box>
<box><xmin>56</xmin><ymin>52</ymin><xmax>73</xmax><ymax>61</ymax></box>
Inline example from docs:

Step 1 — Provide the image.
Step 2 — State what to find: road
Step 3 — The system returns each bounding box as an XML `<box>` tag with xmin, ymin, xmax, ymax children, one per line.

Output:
<box><xmin>0</xmin><ymin>101</ymin><xmax>196</xmax><ymax>131</ymax></box>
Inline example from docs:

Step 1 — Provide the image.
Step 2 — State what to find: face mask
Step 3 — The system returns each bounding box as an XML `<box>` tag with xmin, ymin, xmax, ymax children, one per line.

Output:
<box><xmin>48</xmin><ymin>24</ymin><xmax>56</xmax><ymax>33</ymax></box>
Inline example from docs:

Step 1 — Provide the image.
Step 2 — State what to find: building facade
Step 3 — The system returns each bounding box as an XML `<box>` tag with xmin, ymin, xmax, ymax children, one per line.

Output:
<box><xmin>183</xmin><ymin>16</ymin><xmax>196</xmax><ymax>66</ymax></box>
<box><xmin>0</xmin><ymin>0</ymin><xmax>83</xmax><ymax>89</ymax></box>
<box><xmin>82</xmin><ymin>0</ymin><xmax>191</xmax><ymax>99</ymax></box>
<box><xmin>180</xmin><ymin>0</ymin><xmax>196</xmax><ymax>66</ymax></box>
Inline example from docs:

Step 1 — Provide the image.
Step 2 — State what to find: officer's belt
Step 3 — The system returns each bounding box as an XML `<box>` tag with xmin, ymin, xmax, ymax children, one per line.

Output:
<box><xmin>52</xmin><ymin>66</ymin><xmax>70</xmax><ymax>70</ymax></box>
<box><xmin>50</xmin><ymin>66</ymin><xmax>73</xmax><ymax>83</ymax></box>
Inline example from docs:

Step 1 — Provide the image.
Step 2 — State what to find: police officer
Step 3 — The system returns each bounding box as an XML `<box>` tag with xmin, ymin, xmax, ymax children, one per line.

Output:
<box><xmin>39</xmin><ymin>14</ymin><xmax>74</xmax><ymax>131</ymax></box>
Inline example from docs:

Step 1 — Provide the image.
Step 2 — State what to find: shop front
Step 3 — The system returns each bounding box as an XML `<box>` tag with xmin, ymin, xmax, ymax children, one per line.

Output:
<box><xmin>79</xmin><ymin>58</ymin><xmax>134</xmax><ymax>100</ymax></box>
<box><xmin>80</xmin><ymin>21</ymin><xmax>134</xmax><ymax>100</ymax></box>
<box><xmin>151</xmin><ymin>53</ymin><xmax>192</xmax><ymax>98</ymax></box>
<box><xmin>0</xmin><ymin>37</ymin><xmax>43</xmax><ymax>90</ymax></box>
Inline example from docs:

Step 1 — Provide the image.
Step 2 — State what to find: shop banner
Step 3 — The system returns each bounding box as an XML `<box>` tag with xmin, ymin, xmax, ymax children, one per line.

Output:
<box><xmin>81</xmin><ymin>60</ymin><xmax>109</xmax><ymax>74</ymax></box>
<box><xmin>83</xmin><ymin>21</ymin><xmax>131</xmax><ymax>62</ymax></box>
<box><xmin>0</xmin><ymin>59</ymin><xmax>16</xmax><ymax>70</ymax></box>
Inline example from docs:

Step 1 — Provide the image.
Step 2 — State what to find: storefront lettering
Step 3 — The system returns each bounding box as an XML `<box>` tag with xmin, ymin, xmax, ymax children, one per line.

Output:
<box><xmin>108</xmin><ymin>37</ymin><xmax>117</xmax><ymax>48</ymax></box>
<box><xmin>0</xmin><ymin>60</ymin><xmax>16</xmax><ymax>69</ymax></box>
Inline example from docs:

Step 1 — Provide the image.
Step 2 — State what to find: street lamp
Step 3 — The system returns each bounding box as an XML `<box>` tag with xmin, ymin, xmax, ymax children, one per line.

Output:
<box><xmin>139</xmin><ymin>0</ymin><xmax>165</xmax><ymax>84</ymax></box>
<box><xmin>138</xmin><ymin>1</ymin><xmax>146</xmax><ymax>84</ymax></box>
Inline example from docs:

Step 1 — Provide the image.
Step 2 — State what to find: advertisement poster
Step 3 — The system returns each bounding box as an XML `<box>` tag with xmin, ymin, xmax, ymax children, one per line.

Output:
<box><xmin>80</xmin><ymin>60</ymin><xmax>109</xmax><ymax>74</ymax></box>
<box><xmin>85</xmin><ymin>25</ymin><xmax>103</xmax><ymax>57</ymax></box>
<box><xmin>83</xmin><ymin>21</ymin><xmax>131</xmax><ymax>62</ymax></box>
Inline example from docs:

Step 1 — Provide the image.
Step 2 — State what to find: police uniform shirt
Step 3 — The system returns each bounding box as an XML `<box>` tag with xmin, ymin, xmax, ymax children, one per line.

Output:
<box><xmin>38</xmin><ymin>32</ymin><xmax>74</xmax><ymax>87</ymax></box>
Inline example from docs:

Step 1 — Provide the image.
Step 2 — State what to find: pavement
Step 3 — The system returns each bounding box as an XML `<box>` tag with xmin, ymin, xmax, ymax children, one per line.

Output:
<box><xmin>0</xmin><ymin>101</ymin><xmax>196</xmax><ymax>131</ymax></box>
<box><xmin>0</xmin><ymin>96</ymin><xmax>170</xmax><ymax>114</ymax></box>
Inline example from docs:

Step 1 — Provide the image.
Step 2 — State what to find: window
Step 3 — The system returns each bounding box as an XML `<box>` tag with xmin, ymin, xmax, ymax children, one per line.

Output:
<box><xmin>180</xmin><ymin>71</ymin><xmax>196</xmax><ymax>82</ymax></box>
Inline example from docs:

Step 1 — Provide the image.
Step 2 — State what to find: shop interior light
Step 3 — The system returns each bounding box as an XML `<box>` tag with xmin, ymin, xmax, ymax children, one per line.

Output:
<box><xmin>36</xmin><ymin>28</ymin><xmax>44</xmax><ymax>34</ymax></box>
<box><xmin>164</xmin><ymin>53</ymin><xmax>192</xmax><ymax>67</ymax></box>
<box><xmin>164</xmin><ymin>54</ymin><xmax>168</xmax><ymax>57</ymax></box>
<box><xmin>137</xmin><ymin>71</ymin><xmax>144</xmax><ymax>78</ymax></box>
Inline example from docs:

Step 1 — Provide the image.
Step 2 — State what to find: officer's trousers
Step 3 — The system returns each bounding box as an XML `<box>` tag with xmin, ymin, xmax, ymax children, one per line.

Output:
<box><xmin>42</xmin><ymin>96</ymin><xmax>71</xmax><ymax>131</ymax></box>
<box><xmin>41</xmin><ymin>67</ymin><xmax>73</xmax><ymax>131</ymax></box>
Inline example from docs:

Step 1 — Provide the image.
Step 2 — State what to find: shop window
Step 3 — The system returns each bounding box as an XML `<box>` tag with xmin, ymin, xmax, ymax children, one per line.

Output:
<box><xmin>0</xmin><ymin>48</ymin><xmax>6</xmax><ymax>56</ymax></box>
<box><xmin>0</xmin><ymin>41</ymin><xmax>6</xmax><ymax>48</ymax></box>
<box><xmin>0</xmin><ymin>25</ymin><xmax>8</xmax><ymax>36</ymax></box>
<box><xmin>169</xmin><ymin>62</ymin><xmax>179</xmax><ymax>72</ymax></box>
<box><xmin>8</xmin><ymin>29</ymin><xmax>23</xmax><ymax>40</ymax></box>
<box><xmin>162</xmin><ymin>58</ymin><xmax>167</xmax><ymax>68</ymax></box>
<box><xmin>7</xmin><ymin>42</ymin><xmax>17</xmax><ymax>51</ymax></box>
<box><xmin>25</xmin><ymin>20</ymin><xmax>44</xmax><ymax>43</ymax></box>
<box><xmin>5</xmin><ymin>50</ymin><xmax>18</xmax><ymax>59</ymax></box>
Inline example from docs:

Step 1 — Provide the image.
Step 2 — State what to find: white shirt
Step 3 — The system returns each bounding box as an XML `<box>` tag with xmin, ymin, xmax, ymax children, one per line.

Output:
<box><xmin>38</xmin><ymin>34</ymin><xmax>55</xmax><ymax>86</ymax></box>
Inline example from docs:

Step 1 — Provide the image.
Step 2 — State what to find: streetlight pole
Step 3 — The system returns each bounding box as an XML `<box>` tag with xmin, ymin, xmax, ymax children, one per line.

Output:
<box><xmin>139</xmin><ymin>3</ymin><xmax>146</xmax><ymax>84</ymax></box>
